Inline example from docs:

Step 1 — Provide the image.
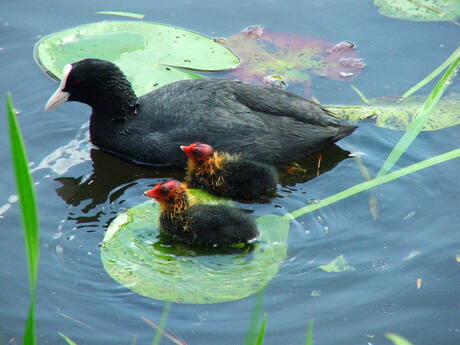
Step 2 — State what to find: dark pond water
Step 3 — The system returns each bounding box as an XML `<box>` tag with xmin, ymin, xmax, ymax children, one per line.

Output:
<box><xmin>1</xmin><ymin>0</ymin><xmax>460</xmax><ymax>344</ymax></box>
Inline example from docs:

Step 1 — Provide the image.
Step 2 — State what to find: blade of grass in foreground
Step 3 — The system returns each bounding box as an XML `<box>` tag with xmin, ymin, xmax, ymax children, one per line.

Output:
<box><xmin>58</xmin><ymin>332</ymin><xmax>78</xmax><ymax>345</ymax></box>
<box><xmin>244</xmin><ymin>290</ymin><xmax>265</xmax><ymax>345</ymax></box>
<box><xmin>305</xmin><ymin>319</ymin><xmax>314</xmax><ymax>345</ymax></box>
<box><xmin>377</xmin><ymin>48</ymin><xmax>460</xmax><ymax>177</ymax></box>
<box><xmin>6</xmin><ymin>93</ymin><xmax>40</xmax><ymax>345</ymax></box>
<box><xmin>401</xmin><ymin>47</ymin><xmax>460</xmax><ymax>99</ymax></box>
<box><xmin>254</xmin><ymin>313</ymin><xmax>268</xmax><ymax>345</ymax></box>
<box><xmin>151</xmin><ymin>302</ymin><xmax>171</xmax><ymax>345</ymax></box>
<box><xmin>283</xmin><ymin>147</ymin><xmax>460</xmax><ymax>220</ymax></box>
<box><xmin>385</xmin><ymin>333</ymin><xmax>413</xmax><ymax>345</ymax></box>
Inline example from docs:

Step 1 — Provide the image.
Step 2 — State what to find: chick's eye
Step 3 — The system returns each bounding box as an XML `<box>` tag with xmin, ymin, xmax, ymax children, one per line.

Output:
<box><xmin>193</xmin><ymin>148</ymin><xmax>203</xmax><ymax>156</ymax></box>
<box><xmin>159</xmin><ymin>187</ymin><xmax>168</xmax><ymax>195</ymax></box>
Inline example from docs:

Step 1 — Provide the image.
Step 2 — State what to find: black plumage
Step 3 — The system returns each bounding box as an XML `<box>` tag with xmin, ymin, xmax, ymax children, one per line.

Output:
<box><xmin>144</xmin><ymin>180</ymin><xmax>258</xmax><ymax>247</ymax></box>
<box><xmin>182</xmin><ymin>142</ymin><xmax>278</xmax><ymax>200</ymax></box>
<box><xmin>45</xmin><ymin>58</ymin><xmax>357</xmax><ymax>167</ymax></box>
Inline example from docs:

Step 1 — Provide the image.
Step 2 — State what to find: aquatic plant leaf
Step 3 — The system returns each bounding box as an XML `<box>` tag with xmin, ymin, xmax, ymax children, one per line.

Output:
<box><xmin>6</xmin><ymin>94</ymin><xmax>40</xmax><ymax>345</ymax></box>
<box><xmin>245</xmin><ymin>290</ymin><xmax>265</xmax><ymax>345</ymax></box>
<box><xmin>325</xmin><ymin>92</ymin><xmax>460</xmax><ymax>131</ymax></box>
<box><xmin>254</xmin><ymin>314</ymin><xmax>268</xmax><ymax>345</ymax></box>
<box><xmin>218</xmin><ymin>26</ymin><xmax>364</xmax><ymax>95</ymax></box>
<box><xmin>385</xmin><ymin>333</ymin><xmax>414</xmax><ymax>345</ymax></box>
<box><xmin>305</xmin><ymin>319</ymin><xmax>314</xmax><ymax>345</ymax></box>
<box><xmin>58</xmin><ymin>333</ymin><xmax>78</xmax><ymax>345</ymax></box>
<box><xmin>318</xmin><ymin>255</ymin><xmax>355</xmax><ymax>273</ymax></box>
<box><xmin>402</xmin><ymin>47</ymin><xmax>460</xmax><ymax>98</ymax></box>
<box><xmin>374</xmin><ymin>0</ymin><xmax>460</xmax><ymax>22</ymax></box>
<box><xmin>101</xmin><ymin>197</ymin><xmax>289</xmax><ymax>304</ymax></box>
<box><xmin>283</xmin><ymin>148</ymin><xmax>460</xmax><ymax>220</ymax></box>
<box><xmin>95</xmin><ymin>11</ymin><xmax>145</xmax><ymax>19</ymax></box>
<box><xmin>151</xmin><ymin>303</ymin><xmax>170</xmax><ymax>345</ymax></box>
<box><xmin>376</xmin><ymin>51</ymin><xmax>460</xmax><ymax>177</ymax></box>
<box><xmin>34</xmin><ymin>21</ymin><xmax>239</xmax><ymax>96</ymax></box>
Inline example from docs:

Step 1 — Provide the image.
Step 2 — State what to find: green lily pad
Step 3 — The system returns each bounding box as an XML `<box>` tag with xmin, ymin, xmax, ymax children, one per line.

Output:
<box><xmin>95</xmin><ymin>11</ymin><xmax>145</xmax><ymax>19</ymax></box>
<box><xmin>325</xmin><ymin>93</ymin><xmax>460</xmax><ymax>131</ymax></box>
<box><xmin>318</xmin><ymin>255</ymin><xmax>355</xmax><ymax>273</ymax></box>
<box><xmin>374</xmin><ymin>0</ymin><xmax>460</xmax><ymax>22</ymax></box>
<box><xmin>101</xmin><ymin>197</ymin><xmax>289</xmax><ymax>304</ymax></box>
<box><xmin>34</xmin><ymin>21</ymin><xmax>240</xmax><ymax>96</ymax></box>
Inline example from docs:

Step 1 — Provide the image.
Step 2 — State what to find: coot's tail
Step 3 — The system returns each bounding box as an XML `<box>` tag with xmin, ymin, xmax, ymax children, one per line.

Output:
<box><xmin>332</xmin><ymin>124</ymin><xmax>358</xmax><ymax>143</ymax></box>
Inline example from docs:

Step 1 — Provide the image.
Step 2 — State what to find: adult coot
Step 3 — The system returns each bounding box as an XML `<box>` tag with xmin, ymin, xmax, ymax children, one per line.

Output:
<box><xmin>181</xmin><ymin>142</ymin><xmax>278</xmax><ymax>200</ymax></box>
<box><xmin>144</xmin><ymin>180</ymin><xmax>259</xmax><ymax>247</ymax></box>
<box><xmin>45</xmin><ymin>58</ymin><xmax>357</xmax><ymax>167</ymax></box>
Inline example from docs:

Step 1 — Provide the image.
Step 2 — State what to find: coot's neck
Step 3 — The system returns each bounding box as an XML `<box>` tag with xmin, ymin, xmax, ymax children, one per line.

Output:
<box><xmin>189</xmin><ymin>152</ymin><xmax>225</xmax><ymax>175</ymax></box>
<box><xmin>90</xmin><ymin>85</ymin><xmax>138</xmax><ymax>121</ymax></box>
<box><xmin>161</xmin><ymin>190</ymin><xmax>190</xmax><ymax>218</ymax></box>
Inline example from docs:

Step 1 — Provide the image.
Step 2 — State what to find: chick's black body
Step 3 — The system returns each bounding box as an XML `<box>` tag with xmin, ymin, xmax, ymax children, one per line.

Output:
<box><xmin>186</xmin><ymin>155</ymin><xmax>278</xmax><ymax>200</ymax></box>
<box><xmin>159</xmin><ymin>204</ymin><xmax>259</xmax><ymax>247</ymax></box>
<box><xmin>52</xmin><ymin>59</ymin><xmax>357</xmax><ymax>167</ymax></box>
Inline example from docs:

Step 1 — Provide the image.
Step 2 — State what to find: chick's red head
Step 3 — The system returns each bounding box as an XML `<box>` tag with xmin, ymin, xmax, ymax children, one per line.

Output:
<box><xmin>180</xmin><ymin>142</ymin><xmax>214</xmax><ymax>161</ymax></box>
<box><xmin>144</xmin><ymin>180</ymin><xmax>184</xmax><ymax>202</ymax></box>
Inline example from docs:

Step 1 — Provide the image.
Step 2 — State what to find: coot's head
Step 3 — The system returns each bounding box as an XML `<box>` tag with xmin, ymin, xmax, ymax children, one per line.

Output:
<box><xmin>144</xmin><ymin>180</ymin><xmax>185</xmax><ymax>203</ymax></box>
<box><xmin>44</xmin><ymin>58</ymin><xmax>136</xmax><ymax>112</ymax></box>
<box><xmin>180</xmin><ymin>142</ymin><xmax>214</xmax><ymax>161</ymax></box>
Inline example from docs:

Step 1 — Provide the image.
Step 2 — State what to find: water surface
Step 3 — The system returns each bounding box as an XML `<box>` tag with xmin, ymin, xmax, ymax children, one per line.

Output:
<box><xmin>1</xmin><ymin>1</ymin><xmax>459</xmax><ymax>345</ymax></box>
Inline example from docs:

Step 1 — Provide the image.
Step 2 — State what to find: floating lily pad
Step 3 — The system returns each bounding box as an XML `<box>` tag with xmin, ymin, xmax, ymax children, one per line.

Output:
<box><xmin>325</xmin><ymin>93</ymin><xmax>460</xmax><ymax>131</ymax></box>
<box><xmin>318</xmin><ymin>255</ymin><xmax>355</xmax><ymax>273</ymax></box>
<box><xmin>374</xmin><ymin>0</ymin><xmax>460</xmax><ymax>22</ymax></box>
<box><xmin>101</xmin><ymin>196</ymin><xmax>289</xmax><ymax>304</ymax></box>
<box><xmin>95</xmin><ymin>11</ymin><xmax>145</xmax><ymax>19</ymax></box>
<box><xmin>217</xmin><ymin>26</ymin><xmax>365</xmax><ymax>96</ymax></box>
<box><xmin>34</xmin><ymin>21</ymin><xmax>240</xmax><ymax>96</ymax></box>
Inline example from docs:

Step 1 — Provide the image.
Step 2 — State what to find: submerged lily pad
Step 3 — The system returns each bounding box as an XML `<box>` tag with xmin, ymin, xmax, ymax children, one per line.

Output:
<box><xmin>374</xmin><ymin>0</ymin><xmax>460</xmax><ymax>22</ymax></box>
<box><xmin>325</xmin><ymin>93</ymin><xmax>460</xmax><ymax>131</ymax></box>
<box><xmin>318</xmin><ymin>255</ymin><xmax>355</xmax><ymax>273</ymax></box>
<box><xmin>34</xmin><ymin>21</ymin><xmax>240</xmax><ymax>96</ymax></box>
<box><xmin>101</xmin><ymin>198</ymin><xmax>289</xmax><ymax>304</ymax></box>
<box><xmin>217</xmin><ymin>26</ymin><xmax>365</xmax><ymax>96</ymax></box>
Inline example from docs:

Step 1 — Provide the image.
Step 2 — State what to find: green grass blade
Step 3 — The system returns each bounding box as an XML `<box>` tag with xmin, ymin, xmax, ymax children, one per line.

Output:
<box><xmin>95</xmin><ymin>11</ymin><xmax>145</xmax><ymax>19</ymax></box>
<box><xmin>283</xmin><ymin>148</ymin><xmax>460</xmax><ymax>220</ymax></box>
<box><xmin>244</xmin><ymin>290</ymin><xmax>265</xmax><ymax>345</ymax></box>
<box><xmin>254</xmin><ymin>313</ymin><xmax>268</xmax><ymax>345</ymax></box>
<box><xmin>377</xmin><ymin>49</ymin><xmax>460</xmax><ymax>177</ymax></box>
<box><xmin>6</xmin><ymin>94</ymin><xmax>40</xmax><ymax>345</ymax></box>
<box><xmin>402</xmin><ymin>47</ymin><xmax>460</xmax><ymax>98</ymax></box>
<box><xmin>6</xmin><ymin>94</ymin><xmax>40</xmax><ymax>288</ymax></box>
<box><xmin>305</xmin><ymin>319</ymin><xmax>314</xmax><ymax>345</ymax></box>
<box><xmin>22</xmin><ymin>295</ymin><xmax>36</xmax><ymax>345</ymax></box>
<box><xmin>351</xmin><ymin>85</ymin><xmax>372</xmax><ymax>104</ymax></box>
<box><xmin>58</xmin><ymin>332</ymin><xmax>78</xmax><ymax>345</ymax></box>
<box><xmin>151</xmin><ymin>303</ymin><xmax>171</xmax><ymax>345</ymax></box>
<box><xmin>385</xmin><ymin>333</ymin><xmax>413</xmax><ymax>345</ymax></box>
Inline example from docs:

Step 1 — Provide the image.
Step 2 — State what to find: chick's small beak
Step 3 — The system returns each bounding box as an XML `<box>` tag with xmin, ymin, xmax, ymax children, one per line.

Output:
<box><xmin>181</xmin><ymin>145</ymin><xmax>192</xmax><ymax>156</ymax></box>
<box><xmin>144</xmin><ymin>189</ymin><xmax>155</xmax><ymax>198</ymax></box>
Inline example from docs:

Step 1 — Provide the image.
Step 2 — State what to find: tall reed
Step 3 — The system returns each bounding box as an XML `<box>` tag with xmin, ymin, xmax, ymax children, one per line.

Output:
<box><xmin>6</xmin><ymin>94</ymin><xmax>40</xmax><ymax>345</ymax></box>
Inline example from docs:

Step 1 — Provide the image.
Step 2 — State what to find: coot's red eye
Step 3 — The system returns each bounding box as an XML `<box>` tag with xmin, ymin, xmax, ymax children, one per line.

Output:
<box><xmin>73</xmin><ymin>78</ymin><xmax>80</xmax><ymax>85</ymax></box>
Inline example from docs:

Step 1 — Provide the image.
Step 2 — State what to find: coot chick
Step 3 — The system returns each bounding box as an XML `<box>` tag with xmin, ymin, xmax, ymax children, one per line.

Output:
<box><xmin>181</xmin><ymin>142</ymin><xmax>278</xmax><ymax>200</ymax></box>
<box><xmin>45</xmin><ymin>58</ymin><xmax>357</xmax><ymax>167</ymax></box>
<box><xmin>144</xmin><ymin>180</ymin><xmax>259</xmax><ymax>247</ymax></box>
